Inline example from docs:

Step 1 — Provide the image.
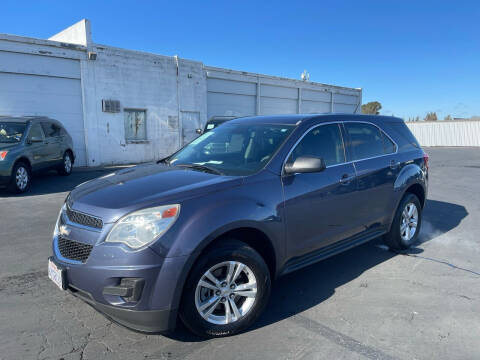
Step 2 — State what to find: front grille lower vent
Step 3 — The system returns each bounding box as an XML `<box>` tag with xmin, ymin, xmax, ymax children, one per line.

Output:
<box><xmin>57</xmin><ymin>237</ymin><xmax>93</xmax><ymax>263</ymax></box>
<box><xmin>66</xmin><ymin>206</ymin><xmax>103</xmax><ymax>229</ymax></box>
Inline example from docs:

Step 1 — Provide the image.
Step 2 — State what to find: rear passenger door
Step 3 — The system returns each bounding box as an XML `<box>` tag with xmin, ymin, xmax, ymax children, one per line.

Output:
<box><xmin>343</xmin><ymin>122</ymin><xmax>399</xmax><ymax>230</ymax></box>
<box><xmin>282</xmin><ymin>123</ymin><xmax>363</xmax><ymax>258</ymax></box>
<box><xmin>26</xmin><ymin>123</ymin><xmax>49</xmax><ymax>171</ymax></box>
<box><xmin>41</xmin><ymin>122</ymin><xmax>63</xmax><ymax>167</ymax></box>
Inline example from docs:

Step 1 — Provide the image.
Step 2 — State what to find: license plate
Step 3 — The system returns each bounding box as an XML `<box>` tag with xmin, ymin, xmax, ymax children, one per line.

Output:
<box><xmin>48</xmin><ymin>258</ymin><xmax>65</xmax><ymax>290</ymax></box>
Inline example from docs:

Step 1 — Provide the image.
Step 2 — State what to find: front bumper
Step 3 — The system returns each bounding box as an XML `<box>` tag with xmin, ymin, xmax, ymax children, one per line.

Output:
<box><xmin>50</xmin><ymin>247</ymin><xmax>187</xmax><ymax>333</ymax></box>
<box><xmin>0</xmin><ymin>160</ymin><xmax>12</xmax><ymax>186</ymax></box>
<box><xmin>67</xmin><ymin>278</ymin><xmax>177</xmax><ymax>333</ymax></box>
<box><xmin>50</xmin><ymin>202</ymin><xmax>193</xmax><ymax>333</ymax></box>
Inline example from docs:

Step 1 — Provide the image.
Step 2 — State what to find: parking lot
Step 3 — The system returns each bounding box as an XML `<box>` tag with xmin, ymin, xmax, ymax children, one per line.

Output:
<box><xmin>0</xmin><ymin>147</ymin><xmax>479</xmax><ymax>360</ymax></box>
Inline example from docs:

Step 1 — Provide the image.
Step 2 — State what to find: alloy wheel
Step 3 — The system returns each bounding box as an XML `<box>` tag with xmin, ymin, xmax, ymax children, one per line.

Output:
<box><xmin>195</xmin><ymin>261</ymin><xmax>257</xmax><ymax>325</ymax></box>
<box><xmin>64</xmin><ymin>154</ymin><xmax>72</xmax><ymax>173</ymax></box>
<box><xmin>16</xmin><ymin>166</ymin><xmax>29</xmax><ymax>190</ymax></box>
<box><xmin>400</xmin><ymin>202</ymin><xmax>418</xmax><ymax>241</ymax></box>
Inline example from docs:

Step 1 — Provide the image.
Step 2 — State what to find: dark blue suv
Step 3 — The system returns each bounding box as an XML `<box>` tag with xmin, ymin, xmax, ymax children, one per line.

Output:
<box><xmin>48</xmin><ymin>114</ymin><xmax>428</xmax><ymax>337</ymax></box>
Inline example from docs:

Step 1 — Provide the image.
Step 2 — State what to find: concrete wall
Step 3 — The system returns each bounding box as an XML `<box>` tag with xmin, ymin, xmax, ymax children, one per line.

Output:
<box><xmin>81</xmin><ymin>45</ymin><xmax>206</xmax><ymax>166</ymax></box>
<box><xmin>49</xmin><ymin>19</ymin><xmax>92</xmax><ymax>47</ymax></box>
<box><xmin>406</xmin><ymin>121</ymin><xmax>480</xmax><ymax>147</ymax></box>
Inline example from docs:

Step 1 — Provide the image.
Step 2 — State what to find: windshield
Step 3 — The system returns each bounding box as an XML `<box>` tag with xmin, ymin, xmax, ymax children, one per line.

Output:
<box><xmin>169</xmin><ymin>123</ymin><xmax>294</xmax><ymax>176</ymax></box>
<box><xmin>0</xmin><ymin>122</ymin><xmax>26</xmax><ymax>143</ymax></box>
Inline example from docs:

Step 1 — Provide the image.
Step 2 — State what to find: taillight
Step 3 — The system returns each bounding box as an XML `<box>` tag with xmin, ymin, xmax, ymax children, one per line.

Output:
<box><xmin>0</xmin><ymin>151</ymin><xmax>8</xmax><ymax>161</ymax></box>
<box><xmin>423</xmin><ymin>152</ymin><xmax>429</xmax><ymax>171</ymax></box>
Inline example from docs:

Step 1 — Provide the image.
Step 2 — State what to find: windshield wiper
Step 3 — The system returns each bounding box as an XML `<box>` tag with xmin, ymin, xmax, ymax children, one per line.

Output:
<box><xmin>175</xmin><ymin>163</ymin><xmax>223</xmax><ymax>175</ymax></box>
<box><xmin>157</xmin><ymin>157</ymin><xmax>171</xmax><ymax>165</ymax></box>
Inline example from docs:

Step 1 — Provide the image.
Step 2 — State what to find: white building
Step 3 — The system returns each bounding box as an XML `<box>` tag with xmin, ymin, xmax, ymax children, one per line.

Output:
<box><xmin>0</xmin><ymin>19</ymin><xmax>362</xmax><ymax>166</ymax></box>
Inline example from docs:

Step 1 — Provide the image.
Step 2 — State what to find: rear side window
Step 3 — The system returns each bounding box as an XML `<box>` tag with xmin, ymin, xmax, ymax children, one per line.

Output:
<box><xmin>288</xmin><ymin>124</ymin><xmax>345</xmax><ymax>166</ymax></box>
<box><xmin>382</xmin><ymin>133</ymin><xmax>396</xmax><ymax>154</ymax></box>
<box><xmin>345</xmin><ymin>123</ymin><xmax>395</xmax><ymax>160</ymax></box>
<box><xmin>29</xmin><ymin>123</ymin><xmax>44</xmax><ymax>140</ymax></box>
<box><xmin>384</xmin><ymin>122</ymin><xmax>420</xmax><ymax>151</ymax></box>
<box><xmin>41</xmin><ymin>122</ymin><xmax>61</xmax><ymax>137</ymax></box>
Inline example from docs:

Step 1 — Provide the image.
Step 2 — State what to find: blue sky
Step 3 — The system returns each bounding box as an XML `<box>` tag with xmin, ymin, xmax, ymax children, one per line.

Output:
<box><xmin>2</xmin><ymin>1</ymin><xmax>479</xmax><ymax>119</ymax></box>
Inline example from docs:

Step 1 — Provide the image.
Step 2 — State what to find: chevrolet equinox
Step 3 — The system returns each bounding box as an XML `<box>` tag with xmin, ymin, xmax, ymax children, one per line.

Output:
<box><xmin>48</xmin><ymin>114</ymin><xmax>428</xmax><ymax>337</ymax></box>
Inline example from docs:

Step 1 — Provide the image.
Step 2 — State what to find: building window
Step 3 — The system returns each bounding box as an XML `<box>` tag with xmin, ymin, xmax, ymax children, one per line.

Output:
<box><xmin>168</xmin><ymin>115</ymin><xmax>179</xmax><ymax>130</ymax></box>
<box><xmin>124</xmin><ymin>109</ymin><xmax>147</xmax><ymax>141</ymax></box>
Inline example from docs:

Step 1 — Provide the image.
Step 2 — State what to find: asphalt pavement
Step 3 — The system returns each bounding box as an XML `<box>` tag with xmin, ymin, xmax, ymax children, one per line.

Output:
<box><xmin>0</xmin><ymin>147</ymin><xmax>479</xmax><ymax>360</ymax></box>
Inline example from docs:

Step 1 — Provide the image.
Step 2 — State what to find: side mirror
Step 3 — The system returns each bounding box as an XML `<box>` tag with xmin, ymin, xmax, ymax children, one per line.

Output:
<box><xmin>284</xmin><ymin>156</ymin><xmax>326</xmax><ymax>175</ymax></box>
<box><xmin>28</xmin><ymin>137</ymin><xmax>43</xmax><ymax>144</ymax></box>
<box><xmin>196</xmin><ymin>128</ymin><xmax>203</xmax><ymax>135</ymax></box>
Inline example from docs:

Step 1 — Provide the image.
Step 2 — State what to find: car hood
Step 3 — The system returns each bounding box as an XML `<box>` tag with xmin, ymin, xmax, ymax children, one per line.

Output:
<box><xmin>0</xmin><ymin>142</ymin><xmax>21</xmax><ymax>151</ymax></box>
<box><xmin>69</xmin><ymin>163</ymin><xmax>242</xmax><ymax>223</ymax></box>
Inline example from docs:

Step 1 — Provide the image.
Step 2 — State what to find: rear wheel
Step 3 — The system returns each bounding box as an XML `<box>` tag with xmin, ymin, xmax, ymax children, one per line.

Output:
<box><xmin>180</xmin><ymin>239</ymin><xmax>271</xmax><ymax>338</ymax></box>
<box><xmin>8</xmin><ymin>161</ymin><xmax>31</xmax><ymax>193</ymax></box>
<box><xmin>58</xmin><ymin>151</ymin><xmax>73</xmax><ymax>176</ymax></box>
<box><xmin>384</xmin><ymin>193</ymin><xmax>422</xmax><ymax>250</ymax></box>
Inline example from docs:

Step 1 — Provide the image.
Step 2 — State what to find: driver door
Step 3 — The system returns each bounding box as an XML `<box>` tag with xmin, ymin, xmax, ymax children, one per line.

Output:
<box><xmin>282</xmin><ymin>123</ymin><xmax>362</xmax><ymax>259</ymax></box>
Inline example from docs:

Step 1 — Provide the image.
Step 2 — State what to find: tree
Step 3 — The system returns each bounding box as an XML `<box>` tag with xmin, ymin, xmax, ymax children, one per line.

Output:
<box><xmin>361</xmin><ymin>101</ymin><xmax>382</xmax><ymax>115</ymax></box>
<box><xmin>444</xmin><ymin>114</ymin><xmax>453</xmax><ymax>121</ymax></box>
<box><xmin>424</xmin><ymin>112</ymin><xmax>438</xmax><ymax>121</ymax></box>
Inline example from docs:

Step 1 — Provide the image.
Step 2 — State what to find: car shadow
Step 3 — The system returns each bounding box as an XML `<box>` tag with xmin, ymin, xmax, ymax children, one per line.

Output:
<box><xmin>0</xmin><ymin>167</ymin><xmax>124</xmax><ymax>198</ymax></box>
<box><xmin>166</xmin><ymin>199</ymin><xmax>468</xmax><ymax>341</ymax></box>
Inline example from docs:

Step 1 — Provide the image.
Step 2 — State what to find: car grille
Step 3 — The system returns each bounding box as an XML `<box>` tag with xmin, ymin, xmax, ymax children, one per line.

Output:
<box><xmin>57</xmin><ymin>236</ymin><xmax>93</xmax><ymax>263</ymax></box>
<box><xmin>66</xmin><ymin>206</ymin><xmax>103</xmax><ymax>229</ymax></box>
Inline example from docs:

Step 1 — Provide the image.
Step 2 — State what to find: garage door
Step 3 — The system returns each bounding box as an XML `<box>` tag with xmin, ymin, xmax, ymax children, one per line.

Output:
<box><xmin>207</xmin><ymin>78</ymin><xmax>256</xmax><ymax>119</ymax></box>
<box><xmin>0</xmin><ymin>51</ymin><xmax>86</xmax><ymax>165</ymax></box>
<box><xmin>206</xmin><ymin>68</ymin><xmax>362</xmax><ymax>121</ymax></box>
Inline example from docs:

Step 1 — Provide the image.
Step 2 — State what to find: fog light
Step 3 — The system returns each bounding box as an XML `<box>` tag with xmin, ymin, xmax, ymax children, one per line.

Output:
<box><xmin>103</xmin><ymin>278</ymin><xmax>145</xmax><ymax>302</ymax></box>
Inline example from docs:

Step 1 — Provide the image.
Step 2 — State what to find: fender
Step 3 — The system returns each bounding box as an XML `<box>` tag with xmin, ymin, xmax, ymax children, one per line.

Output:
<box><xmin>158</xmin><ymin>196</ymin><xmax>284</xmax><ymax>260</ymax></box>
<box><xmin>149</xmin><ymin>180</ymin><xmax>285</xmax><ymax>313</ymax></box>
<box><xmin>388</xmin><ymin>163</ymin><xmax>427</xmax><ymax>229</ymax></box>
<box><xmin>393</xmin><ymin>163</ymin><xmax>426</xmax><ymax>194</ymax></box>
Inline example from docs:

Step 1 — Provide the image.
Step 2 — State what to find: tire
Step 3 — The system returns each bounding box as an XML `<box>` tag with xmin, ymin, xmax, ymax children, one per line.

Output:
<box><xmin>179</xmin><ymin>239</ymin><xmax>271</xmax><ymax>338</ymax></box>
<box><xmin>58</xmin><ymin>151</ymin><xmax>73</xmax><ymax>176</ymax></box>
<box><xmin>384</xmin><ymin>193</ymin><xmax>422</xmax><ymax>250</ymax></box>
<box><xmin>8</xmin><ymin>161</ymin><xmax>31</xmax><ymax>193</ymax></box>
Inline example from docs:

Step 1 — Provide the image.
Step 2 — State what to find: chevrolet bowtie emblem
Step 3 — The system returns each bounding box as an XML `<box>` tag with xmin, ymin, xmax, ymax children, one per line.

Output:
<box><xmin>59</xmin><ymin>225</ymin><xmax>71</xmax><ymax>237</ymax></box>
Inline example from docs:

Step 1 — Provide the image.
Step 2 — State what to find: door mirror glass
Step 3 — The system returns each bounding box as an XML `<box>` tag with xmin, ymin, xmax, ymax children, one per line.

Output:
<box><xmin>284</xmin><ymin>156</ymin><xmax>326</xmax><ymax>174</ymax></box>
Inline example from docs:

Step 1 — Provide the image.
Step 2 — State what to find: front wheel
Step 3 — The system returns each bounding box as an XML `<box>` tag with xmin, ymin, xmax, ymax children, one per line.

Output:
<box><xmin>179</xmin><ymin>239</ymin><xmax>271</xmax><ymax>338</ymax></box>
<box><xmin>384</xmin><ymin>193</ymin><xmax>422</xmax><ymax>250</ymax></box>
<box><xmin>8</xmin><ymin>162</ymin><xmax>31</xmax><ymax>193</ymax></box>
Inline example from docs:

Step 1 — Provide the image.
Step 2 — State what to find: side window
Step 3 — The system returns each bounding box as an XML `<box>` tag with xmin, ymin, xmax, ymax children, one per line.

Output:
<box><xmin>288</xmin><ymin>124</ymin><xmax>345</xmax><ymax>167</ymax></box>
<box><xmin>344</xmin><ymin>123</ymin><xmax>386</xmax><ymax>160</ymax></box>
<box><xmin>29</xmin><ymin>123</ymin><xmax>44</xmax><ymax>140</ymax></box>
<box><xmin>382</xmin><ymin>133</ymin><xmax>396</xmax><ymax>154</ymax></box>
<box><xmin>41</xmin><ymin>122</ymin><xmax>61</xmax><ymax>137</ymax></box>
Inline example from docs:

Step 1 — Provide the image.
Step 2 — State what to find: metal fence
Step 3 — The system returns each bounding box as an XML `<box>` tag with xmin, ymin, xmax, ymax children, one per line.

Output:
<box><xmin>406</xmin><ymin>121</ymin><xmax>480</xmax><ymax>146</ymax></box>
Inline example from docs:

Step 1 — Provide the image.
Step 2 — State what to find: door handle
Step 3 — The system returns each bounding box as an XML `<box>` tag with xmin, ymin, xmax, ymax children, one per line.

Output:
<box><xmin>339</xmin><ymin>174</ymin><xmax>355</xmax><ymax>185</ymax></box>
<box><xmin>390</xmin><ymin>160</ymin><xmax>400</xmax><ymax>169</ymax></box>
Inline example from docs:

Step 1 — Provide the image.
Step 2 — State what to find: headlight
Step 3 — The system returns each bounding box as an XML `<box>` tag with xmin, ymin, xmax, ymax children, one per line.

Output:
<box><xmin>53</xmin><ymin>203</ymin><xmax>66</xmax><ymax>237</ymax></box>
<box><xmin>105</xmin><ymin>204</ymin><xmax>180</xmax><ymax>249</ymax></box>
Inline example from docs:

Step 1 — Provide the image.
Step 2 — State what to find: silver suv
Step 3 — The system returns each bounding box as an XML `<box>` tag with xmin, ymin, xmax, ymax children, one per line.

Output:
<box><xmin>0</xmin><ymin>116</ymin><xmax>75</xmax><ymax>193</ymax></box>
